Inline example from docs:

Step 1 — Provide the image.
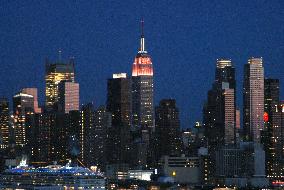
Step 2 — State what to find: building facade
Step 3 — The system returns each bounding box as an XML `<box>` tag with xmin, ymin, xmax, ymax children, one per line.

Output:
<box><xmin>21</xmin><ymin>88</ymin><xmax>42</xmax><ymax>113</ymax></box>
<box><xmin>131</xmin><ymin>21</ymin><xmax>154</xmax><ymax>130</ymax></box>
<box><xmin>0</xmin><ymin>98</ymin><xmax>10</xmax><ymax>148</ymax></box>
<box><xmin>106</xmin><ymin>74</ymin><xmax>131</xmax><ymax>166</ymax></box>
<box><xmin>45</xmin><ymin>59</ymin><xmax>75</xmax><ymax>110</ymax></box>
<box><xmin>243</xmin><ymin>57</ymin><xmax>264</xmax><ymax>142</ymax></box>
<box><xmin>58</xmin><ymin>81</ymin><xmax>79</xmax><ymax>113</ymax></box>
<box><xmin>155</xmin><ymin>99</ymin><xmax>182</xmax><ymax>161</ymax></box>
<box><xmin>13</xmin><ymin>92</ymin><xmax>34</xmax><ymax>146</ymax></box>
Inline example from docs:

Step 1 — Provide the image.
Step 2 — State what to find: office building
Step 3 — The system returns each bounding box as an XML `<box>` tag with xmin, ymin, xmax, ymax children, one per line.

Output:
<box><xmin>262</xmin><ymin>78</ymin><xmax>280</xmax><ymax>179</ymax></box>
<box><xmin>155</xmin><ymin>99</ymin><xmax>182</xmax><ymax>161</ymax></box>
<box><xmin>21</xmin><ymin>88</ymin><xmax>41</xmax><ymax>113</ymax></box>
<box><xmin>58</xmin><ymin>81</ymin><xmax>79</xmax><ymax>113</ymax></box>
<box><xmin>80</xmin><ymin>104</ymin><xmax>110</xmax><ymax>169</ymax></box>
<box><xmin>106</xmin><ymin>74</ymin><xmax>131</xmax><ymax>166</ymax></box>
<box><xmin>243</xmin><ymin>57</ymin><xmax>264</xmax><ymax>142</ymax></box>
<box><xmin>131</xmin><ymin>20</ymin><xmax>154</xmax><ymax>130</ymax></box>
<box><xmin>203</xmin><ymin>59</ymin><xmax>236</xmax><ymax>183</ymax></box>
<box><xmin>107</xmin><ymin>73</ymin><xmax>131</xmax><ymax>127</ymax></box>
<box><xmin>13</xmin><ymin>92</ymin><xmax>34</xmax><ymax>146</ymax></box>
<box><xmin>271</xmin><ymin>102</ymin><xmax>284</xmax><ymax>179</ymax></box>
<box><xmin>45</xmin><ymin>58</ymin><xmax>75</xmax><ymax>110</ymax></box>
<box><xmin>159</xmin><ymin>155</ymin><xmax>202</xmax><ymax>184</ymax></box>
<box><xmin>203</xmin><ymin>59</ymin><xmax>236</xmax><ymax>148</ymax></box>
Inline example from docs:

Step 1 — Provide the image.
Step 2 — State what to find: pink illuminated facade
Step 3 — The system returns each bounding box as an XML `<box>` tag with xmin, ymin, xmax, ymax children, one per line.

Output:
<box><xmin>243</xmin><ymin>57</ymin><xmax>264</xmax><ymax>142</ymax></box>
<box><xmin>21</xmin><ymin>88</ymin><xmax>42</xmax><ymax>113</ymax></box>
<box><xmin>132</xmin><ymin>56</ymin><xmax>153</xmax><ymax>77</ymax></box>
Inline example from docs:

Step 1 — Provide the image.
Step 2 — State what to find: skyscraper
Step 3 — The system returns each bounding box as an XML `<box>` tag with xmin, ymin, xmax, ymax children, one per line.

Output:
<box><xmin>243</xmin><ymin>57</ymin><xmax>264</xmax><ymax>142</ymax></box>
<box><xmin>223</xmin><ymin>88</ymin><xmax>235</xmax><ymax>144</ymax></box>
<box><xmin>203</xmin><ymin>59</ymin><xmax>236</xmax><ymax>147</ymax></box>
<box><xmin>80</xmin><ymin>104</ymin><xmax>110</xmax><ymax>169</ymax></box>
<box><xmin>106</xmin><ymin>73</ymin><xmax>131</xmax><ymax>165</ymax></box>
<box><xmin>271</xmin><ymin>102</ymin><xmax>284</xmax><ymax>179</ymax></box>
<box><xmin>264</xmin><ymin>78</ymin><xmax>280</xmax><ymax>121</ymax></box>
<box><xmin>262</xmin><ymin>78</ymin><xmax>279</xmax><ymax>178</ymax></box>
<box><xmin>13</xmin><ymin>92</ymin><xmax>34</xmax><ymax>146</ymax></box>
<box><xmin>21</xmin><ymin>88</ymin><xmax>42</xmax><ymax>113</ymax></box>
<box><xmin>0</xmin><ymin>98</ymin><xmax>9</xmax><ymax>148</ymax></box>
<box><xmin>155</xmin><ymin>99</ymin><xmax>182</xmax><ymax>161</ymax></box>
<box><xmin>58</xmin><ymin>81</ymin><xmax>80</xmax><ymax>113</ymax></box>
<box><xmin>203</xmin><ymin>59</ymin><xmax>236</xmax><ymax>183</ymax></box>
<box><xmin>79</xmin><ymin>103</ymin><xmax>94</xmax><ymax>165</ymax></box>
<box><xmin>45</xmin><ymin>58</ymin><xmax>75</xmax><ymax>110</ymax></box>
<box><xmin>93</xmin><ymin>106</ymin><xmax>111</xmax><ymax>169</ymax></box>
<box><xmin>131</xmin><ymin>20</ymin><xmax>154</xmax><ymax>130</ymax></box>
<box><xmin>107</xmin><ymin>73</ymin><xmax>131</xmax><ymax>127</ymax></box>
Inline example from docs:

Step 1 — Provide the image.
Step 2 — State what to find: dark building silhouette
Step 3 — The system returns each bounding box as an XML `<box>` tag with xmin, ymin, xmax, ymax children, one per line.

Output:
<box><xmin>261</xmin><ymin>78</ymin><xmax>280</xmax><ymax>178</ymax></box>
<box><xmin>203</xmin><ymin>59</ymin><xmax>236</xmax><ymax>149</ymax></box>
<box><xmin>271</xmin><ymin>102</ymin><xmax>284</xmax><ymax>179</ymax></box>
<box><xmin>203</xmin><ymin>59</ymin><xmax>236</xmax><ymax>183</ymax></box>
<box><xmin>106</xmin><ymin>74</ymin><xmax>131</xmax><ymax>166</ymax></box>
<box><xmin>154</xmin><ymin>99</ymin><xmax>182</xmax><ymax>162</ymax></box>
<box><xmin>79</xmin><ymin>103</ymin><xmax>94</xmax><ymax>166</ymax></box>
<box><xmin>28</xmin><ymin>111</ymin><xmax>80</xmax><ymax>164</ymax></box>
<box><xmin>80</xmin><ymin>104</ymin><xmax>110</xmax><ymax>169</ymax></box>
<box><xmin>93</xmin><ymin>106</ymin><xmax>110</xmax><ymax>170</ymax></box>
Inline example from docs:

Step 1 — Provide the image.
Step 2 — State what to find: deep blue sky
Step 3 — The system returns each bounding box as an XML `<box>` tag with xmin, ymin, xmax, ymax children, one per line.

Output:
<box><xmin>0</xmin><ymin>0</ymin><xmax>283</xmax><ymax>128</ymax></box>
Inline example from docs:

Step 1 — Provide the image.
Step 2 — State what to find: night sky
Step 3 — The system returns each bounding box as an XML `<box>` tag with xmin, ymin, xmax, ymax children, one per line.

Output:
<box><xmin>0</xmin><ymin>0</ymin><xmax>283</xmax><ymax>128</ymax></box>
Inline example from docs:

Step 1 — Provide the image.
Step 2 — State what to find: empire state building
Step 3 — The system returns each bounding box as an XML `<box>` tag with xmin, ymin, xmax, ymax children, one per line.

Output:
<box><xmin>131</xmin><ymin>20</ymin><xmax>154</xmax><ymax>130</ymax></box>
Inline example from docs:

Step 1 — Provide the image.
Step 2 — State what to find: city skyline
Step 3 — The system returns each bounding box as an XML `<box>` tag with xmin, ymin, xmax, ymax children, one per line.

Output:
<box><xmin>1</xmin><ymin>1</ymin><xmax>284</xmax><ymax>189</ymax></box>
<box><xmin>0</xmin><ymin>1</ymin><xmax>283</xmax><ymax>128</ymax></box>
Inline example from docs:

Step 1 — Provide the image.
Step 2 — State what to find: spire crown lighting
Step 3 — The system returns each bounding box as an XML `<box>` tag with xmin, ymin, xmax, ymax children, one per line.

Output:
<box><xmin>132</xmin><ymin>20</ymin><xmax>153</xmax><ymax>77</ymax></box>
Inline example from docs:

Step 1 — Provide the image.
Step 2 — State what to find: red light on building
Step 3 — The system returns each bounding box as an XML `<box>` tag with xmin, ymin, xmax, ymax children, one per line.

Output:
<box><xmin>132</xmin><ymin>55</ymin><xmax>153</xmax><ymax>76</ymax></box>
<box><xmin>263</xmin><ymin>112</ymin><xmax>269</xmax><ymax>122</ymax></box>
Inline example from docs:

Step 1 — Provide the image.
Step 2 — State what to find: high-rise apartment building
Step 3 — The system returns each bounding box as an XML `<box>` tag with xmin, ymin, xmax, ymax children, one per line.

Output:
<box><xmin>0</xmin><ymin>98</ymin><xmax>9</xmax><ymax>148</ymax></box>
<box><xmin>45</xmin><ymin>59</ymin><xmax>75</xmax><ymax>110</ymax></box>
<box><xmin>131</xmin><ymin>20</ymin><xmax>154</xmax><ymax>130</ymax></box>
<box><xmin>243</xmin><ymin>57</ymin><xmax>264</xmax><ymax>142</ymax></box>
<box><xmin>58</xmin><ymin>81</ymin><xmax>79</xmax><ymax>113</ymax></box>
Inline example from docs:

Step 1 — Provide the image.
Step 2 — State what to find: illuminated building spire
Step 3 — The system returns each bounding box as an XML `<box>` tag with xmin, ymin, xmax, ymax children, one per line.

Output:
<box><xmin>139</xmin><ymin>19</ymin><xmax>146</xmax><ymax>53</ymax></box>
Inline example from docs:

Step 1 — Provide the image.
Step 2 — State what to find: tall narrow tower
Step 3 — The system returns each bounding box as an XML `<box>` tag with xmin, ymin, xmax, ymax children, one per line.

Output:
<box><xmin>243</xmin><ymin>57</ymin><xmax>264</xmax><ymax>142</ymax></box>
<box><xmin>131</xmin><ymin>20</ymin><xmax>154</xmax><ymax>130</ymax></box>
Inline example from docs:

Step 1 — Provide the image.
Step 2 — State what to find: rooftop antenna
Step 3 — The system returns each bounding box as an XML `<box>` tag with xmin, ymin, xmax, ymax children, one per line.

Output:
<box><xmin>141</xmin><ymin>18</ymin><xmax>144</xmax><ymax>37</ymax></box>
<box><xmin>140</xmin><ymin>18</ymin><xmax>146</xmax><ymax>52</ymax></box>
<box><xmin>58</xmin><ymin>49</ymin><xmax>62</xmax><ymax>62</ymax></box>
